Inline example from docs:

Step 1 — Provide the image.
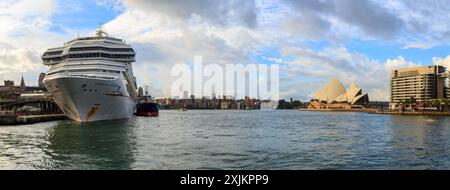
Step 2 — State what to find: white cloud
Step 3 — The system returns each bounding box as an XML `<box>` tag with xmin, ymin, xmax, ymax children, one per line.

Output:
<box><xmin>262</xmin><ymin>56</ymin><xmax>286</xmax><ymax>64</ymax></box>
<box><xmin>1</xmin><ymin>0</ymin><xmax>449</xmax><ymax>101</ymax></box>
<box><xmin>279</xmin><ymin>47</ymin><xmax>422</xmax><ymax>101</ymax></box>
<box><xmin>0</xmin><ymin>0</ymin><xmax>62</xmax><ymax>84</ymax></box>
<box><xmin>122</xmin><ymin>0</ymin><xmax>257</xmax><ymax>27</ymax></box>
<box><xmin>385</xmin><ymin>56</ymin><xmax>419</xmax><ymax>71</ymax></box>
<box><xmin>96</xmin><ymin>0</ymin><xmax>124</xmax><ymax>11</ymax></box>
<box><xmin>101</xmin><ymin>8</ymin><xmax>260</xmax><ymax>97</ymax></box>
<box><xmin>433</xmin><ymin>56</ymin><xmax>450</xmax><ymax>70</ymax></box>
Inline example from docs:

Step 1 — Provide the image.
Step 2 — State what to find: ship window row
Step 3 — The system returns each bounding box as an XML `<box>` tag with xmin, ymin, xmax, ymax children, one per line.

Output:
<box><xmin>69</xmin><ymin>47</ymin><xmax>134</xmax><ymax>52</ymax></box>
<box><xmin>43</xmin><ymin>53</ymin><xmax>134</xmax><ymax>62</ymax></box>
<box><xmin>50</xmin><ymin>63</ymin><xmax>126</xmax><ymax>71</ymax></box>
<box><xmin>68</xmin><ymin>74</ymin><xmax>114</xmax><ymax>80</ymax></box>
<box><xmin>47</xmin><ymin>69</ymin><xmax>121</xmax><ymax>76</ymax></box>
<box><xmin>43</xmin><ymin>57</ymin><xmax>63</xmax><ymax>62</ymax></box>
<box><xmin>43</xmin><ymin>51</ymin><xmax>63</xmax><ymax>56</ymax></box>
<box><xmin>67</xmin><ymin>53</ymin><xmax>134</xmax><ymax>59</ymax></box>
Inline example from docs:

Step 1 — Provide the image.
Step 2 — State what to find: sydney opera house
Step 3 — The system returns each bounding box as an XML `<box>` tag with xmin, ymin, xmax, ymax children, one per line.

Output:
<box><xmin>308</xmin><ymin>77</ymin><xmax>369</xmax><ymax>109</ymax></box>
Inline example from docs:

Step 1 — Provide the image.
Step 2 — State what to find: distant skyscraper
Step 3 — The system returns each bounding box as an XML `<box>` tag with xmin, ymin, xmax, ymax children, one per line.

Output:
<box><xmin>138</xmin><ymin>87</ymin><xmax>144</xmax><ymax>97</ymax></box>
<box><xmin>183</xmin><ymin>90</ymin><xmax>189</xmax><ymax>99</ymax></box>
<box><xmin>38</xmin><ymin>73</ymin><xmax>46</xmax><ymax>88</ymax></box>
<box><xmin>211</xmin><ymin>90</ymin><xmax>216</xmax><ymax>99</ymax></box>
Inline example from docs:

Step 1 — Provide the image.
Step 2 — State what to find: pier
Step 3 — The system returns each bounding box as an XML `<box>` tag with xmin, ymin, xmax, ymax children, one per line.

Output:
<box><xmin>367</xmin><ymin>110</ymin><xmax>450</xmax><ymax>116</ymax></box>
<box><xmin>298</xmin><ymin>108</ymin><xmax>379</xmax><ymax>113</ymax></box>
<box><xmin>1</xmin><ymin>114</ymin><xmax>67</xmax><ymax>125</ymax></box>
<box><xmin>299</xmin><ymin>108</ymin><xmax>450</xmax><ymax>116</ymax></box>
<box><xmin>1</xmin><ymin>92</ymin><xmax>65</xmax><ymax>125</ymax></box>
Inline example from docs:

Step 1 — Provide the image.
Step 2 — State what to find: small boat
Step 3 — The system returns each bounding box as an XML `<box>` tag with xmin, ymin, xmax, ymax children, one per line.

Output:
<box><xmin>135</xmin><ymin>102</ymin><xmax>160</xmax><ymax>116</ymax></box>
<box><xmin>180</xmin><ymin>107</ymin><xmax>187</xmax><ymax>111</ymax></box>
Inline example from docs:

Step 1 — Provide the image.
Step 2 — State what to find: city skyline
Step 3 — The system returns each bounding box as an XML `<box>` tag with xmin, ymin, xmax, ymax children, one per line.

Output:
<box><xmin>2</xmin><ymin>0</ymin><xmax>450</xmax><ymax>101</ymax></box>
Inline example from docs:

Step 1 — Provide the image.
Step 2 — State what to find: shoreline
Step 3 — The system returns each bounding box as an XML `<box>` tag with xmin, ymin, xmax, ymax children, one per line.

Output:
<box><xmin>367</xmin><ymin>110</ymin><xmax>450</xmax><ymax>116</ymax></box>
<box><xmin>299</xmin><ymin>108</ymin><xmax>450</xmax><ymax>116</ymax></box>
<box><xmin>298</xmin><ymin>108</ymin><xmax>377</xmax><ymax>113</ymax></box>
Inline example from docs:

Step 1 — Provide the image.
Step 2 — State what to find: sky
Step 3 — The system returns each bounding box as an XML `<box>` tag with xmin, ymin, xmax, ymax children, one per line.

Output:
<box><xmin>1</xmin><ymin>0</ymin><xmax>450</xmax><ymax>101</ymax></box>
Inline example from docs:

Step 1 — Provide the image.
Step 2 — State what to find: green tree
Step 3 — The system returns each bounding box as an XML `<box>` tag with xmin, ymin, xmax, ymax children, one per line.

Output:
<box><xmin>432</xmin><ymin>99</ymin><xmax>441</xmax><ymax>110</ymax></box>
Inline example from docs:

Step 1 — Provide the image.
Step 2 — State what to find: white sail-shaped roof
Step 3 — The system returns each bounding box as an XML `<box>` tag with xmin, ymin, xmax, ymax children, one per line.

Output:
<box><xmin>351</xmin><ymin>93</ymin><xmax>368</xmax><ymax>105</ymax></box>
<box><xmin>314</xmin><ymin>86</ymin><xmax>327</xmax><ymax>101</ymax></box>
<box><xmin>334</xmin><ymin>93</ymin><xmax>348</xmax><ymax>103</ymax></box>
<box><xmin>313</xmin><ymin>77</ymin><xmax>347</xmax><ymax>104</ymax></box>
<box><xmin>346</xmin><ymin>82</ymin><xmax>362</xmax><ymax>103</ymax></box>
<box><xmin>313</xmin><ymin>78</ymin><xmax>369</xmax><ymax>105</ymax></box>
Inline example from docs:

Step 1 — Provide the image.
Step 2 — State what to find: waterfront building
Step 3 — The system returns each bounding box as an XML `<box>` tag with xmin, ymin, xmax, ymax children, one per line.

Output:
<box><xmin>389</xmin><ymin>65</ymin><xmax>446</xmax><ymax>109</ymax></box>
<box><xmin>0</xmin><ymin>81</ymin><xmax>22</xmax><ymax>104</ymax></box>
<box><xmin>308</xmin><ymin>77</ymin><xmax>369</xmax><ymax>109</ymax></box>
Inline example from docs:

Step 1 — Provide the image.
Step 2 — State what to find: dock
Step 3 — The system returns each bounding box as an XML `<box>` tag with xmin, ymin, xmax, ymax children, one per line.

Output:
<box><xmin>0</xmin><ymin>114</ymin><xmax>67</xmax><ymax>125</ymax></box>
<box><xmin>299</xmin><ymin>108</ymin><xmax>450</xmax><ymax>116</ymax></box>
<box><xmin>298</xmin><ymin>108</ymin><xmax>378</xmax><ymax>113</ymax></box>
<box><xmin>367</xmin><ymin>110</ymin><xmax>450</xmax><ymax>116</ymax></box>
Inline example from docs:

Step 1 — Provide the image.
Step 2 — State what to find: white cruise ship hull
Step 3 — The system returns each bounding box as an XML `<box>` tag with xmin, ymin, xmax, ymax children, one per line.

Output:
<box><xmin>44</xmin><ymin>76</ymin><xmax>136</xmax><ymax>122</ymax></box>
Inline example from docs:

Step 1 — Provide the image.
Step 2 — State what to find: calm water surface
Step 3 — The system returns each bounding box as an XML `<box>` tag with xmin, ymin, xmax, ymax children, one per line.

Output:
<box><xmin>1</xmin><ymin>110</ymin><xmax>450</xmax><ymax>169</ymax></box>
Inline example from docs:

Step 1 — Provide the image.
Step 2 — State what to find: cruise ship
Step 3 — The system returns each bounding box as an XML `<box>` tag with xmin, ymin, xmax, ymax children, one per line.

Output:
<box><xmin>41</xmin><ymin>29</ymin><xmax>138</xmax><ymax>122</ymax></box>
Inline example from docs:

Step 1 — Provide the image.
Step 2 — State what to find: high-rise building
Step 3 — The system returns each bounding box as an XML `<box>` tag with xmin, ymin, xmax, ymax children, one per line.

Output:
<box><xmin>138</xmin><ymin>87</ymin><xmax>143</xmax><ymax>97</ymax></box>
<box><xmin>183</xmin><ymin>90</ymin><xmax>189</xmax><ymax>99</ymax></box>
<box><xmin>390</xmin><ymin>65</ymin><xmax>446</xmax><ymax>109</ymax></box>
<box><xmin>38</xmin><ymin>73</ymin><xmax>46</xmax><ymax>88</ymax></box>
<box><xmin>211</xmin><ymin>90</ymin><xmax>216</xmax><ymax>100</ymax></box>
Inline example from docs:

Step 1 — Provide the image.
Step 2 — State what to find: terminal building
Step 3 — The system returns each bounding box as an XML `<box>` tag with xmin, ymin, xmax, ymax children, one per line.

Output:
<box><xmin>389</xmin><ymin>65</ymin><xmax>446</xmax><ymax>109</ymax></box>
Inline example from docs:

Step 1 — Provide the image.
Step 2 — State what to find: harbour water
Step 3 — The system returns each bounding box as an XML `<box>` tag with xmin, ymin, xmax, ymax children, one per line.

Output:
<box><xmin>1</xmin><ymin>110</ymin><xmax>450</xmax><ymax>169</ymax></box>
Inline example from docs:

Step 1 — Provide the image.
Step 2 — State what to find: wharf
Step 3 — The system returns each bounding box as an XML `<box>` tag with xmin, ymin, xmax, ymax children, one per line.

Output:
<box><xmin>367</xmin><ymin>110</ymin><xmax>450</xmax><ymax>116</ymax></box>
<box><xmin>298</xmin><ymin>108</ymin><xmax>378</xmax><ymax>113</ymax></box>
<box><xmin>0</xmin><ymin>114</ymin><xmax>67</xmax><ymax>125</ymax></box>
<box><xmin>299</xmin><ymin>108</ymin><xmax>450</xmax><ymax>116</ymax></box>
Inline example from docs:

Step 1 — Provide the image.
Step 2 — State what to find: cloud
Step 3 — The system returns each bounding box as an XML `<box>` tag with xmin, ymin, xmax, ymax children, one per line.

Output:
<box><xmin>1</xmin><ymin>0</ymin><xmax>449</xmax><ymax>102</ymax></box>
<box><xmin>279</xmin><ymin>47</ymin><xmax>422</xmax><ymax>101</ymax></box>
<box><xmin>285</xmin><ymin>0</ymin><xmax>404</xmax><ymax>40</ymax></box>
<box><xmin>262</xmin><ymin>56</ymin><xmax>286</xmax><ymax>64</ymax></box>
<box><xmin>281</xmin><ymin>12</ymin><xmax>330</xmax><ymax>40</ymax></box>
<box><xmin>380</xmin><ymin>0</ymin><xmax>450</xmax><ymax>49</ymax></box>
<box><xmin>433</xmin><ymin>56</ymin><xmax>450</xmax><ymax>70</ymax></box>
<box><xmin>122</xmin><ymin>0</ymin><xmax>257</xmax><ymax>27</ymax></box>
<box><xmin>96</xmin><ymin>0</ymin><xmax>125</xmax><ymax>11</ymax></box>
<box><xmin>333</xmin><ymin>0</ymin><xmax>403</xmax><ymax>39</ymax></box>
<box><xmin>385</xmin><ymin>56</ymin><xmax>418</xmax><ymax>71</ymax></box>
<box><xmin>0</xmin><ymin>0</ymin><xmax>62</xmax><ymax>84</ymax></box>
<box><xmin>102</xmin><ymin>8</ymin><xmax>259</xmax><ymax>97</ymax></box>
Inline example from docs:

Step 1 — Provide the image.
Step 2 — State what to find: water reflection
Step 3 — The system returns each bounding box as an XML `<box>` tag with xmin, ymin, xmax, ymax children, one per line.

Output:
<box><xmin>43</xmin><ymin>119</ymin><xmax>138</xmax><ymax>169</ymax></box>
<box><xmin>1</xmin><ymin>110</ymin><xmax>450</xmax><ymax>169</ymax></box>
<box><xmin>388</xmin><ymin>115</ymin><xmax>450</xmax><ymax>169</ymax></box>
